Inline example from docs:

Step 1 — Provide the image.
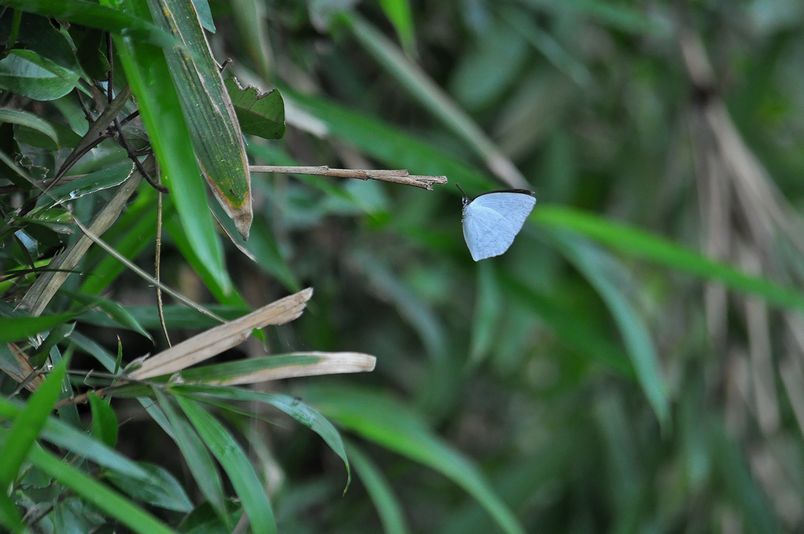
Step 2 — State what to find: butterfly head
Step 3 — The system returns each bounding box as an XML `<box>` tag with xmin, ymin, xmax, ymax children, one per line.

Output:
<box><xmin>456</xmin><ymin>184</ymin><xmax>470</xmax><ymax>208</ymax></box>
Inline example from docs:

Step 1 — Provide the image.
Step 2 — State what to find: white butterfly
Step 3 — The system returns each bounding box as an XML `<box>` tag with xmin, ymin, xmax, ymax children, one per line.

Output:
<box><xmin>461</xmin><ymin>189</ymin><xmax>537</xmax><ymax>261</ymax></box>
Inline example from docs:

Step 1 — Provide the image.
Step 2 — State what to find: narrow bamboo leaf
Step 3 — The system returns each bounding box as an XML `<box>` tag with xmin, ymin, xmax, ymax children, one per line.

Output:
<box><xmin>378</xmin><ymin>0</ymin><xmax>415</xmax><ymax>54</ymax></box>
<box><xmin>78</xmin><ymin>304</ymin><xmax>247</xmax><ymax>331</ymax></box>
<box><xmin>67</xmin><ymin>331</ymin><xmax>117</xmax><ymax>373</ymax></box>
<box><xmin>534</xmin><ymin>205</ymin><xmax>804</xmax><ymax>311</ymax></box>
<box><xmin>0</xmin><ymin>358</ymin><xmax>67</xmax><ymax>492</ymax></box>
<box><xmin>191</xmin><ymin>0</ymin><xmax>216</xmax><ymax>32</ymax></box>
<box><xmin>34</xmin><ymin>161</ymin><xmax>135</xmax><ymax>210</ymax></box>
<box><xmin>469</xmin><ymin>261</ymin><xmax>502</xmax><ymax>366</ymax></box>
<box><xmin>146</xmin><ymin>0</ymin><xmax>253</xmax><ymax>237</ymax></box>
<box><xmin>0</xmin><ymin>313</ymin><xmax>74</xmax><ymax>343</ymax></box>
<box><xmin>0</xmin><ymin>493</ymin><xmax>23</xmax><ymax>533</ymax></box>
<box><xmin>0</xmin><ymin>108</ymin><xmax>59</xmax><ymax>145</ymax></box>
<box><xmin>1</xmin><ymin>0</ymin><xmax>175</xmax><ymax>46</ymax></box>
<box><xmin>154</xmin><ymin>389</ymin><xmax>230</xmax><ymax>528</ymax></box>
<box><xmin>163</xmin><ymin>205</ymin><xmax>241</xmax><ymax>306</ymax></box>
<box><xmin>101</xmin><ymin>0</ymin><xmax>229</xmax><ymax>294</ymax></box>
<box><xmin>64</xmin><ymin>290</ymin><xmax>152</xmax><ymax>342</ymax></box>
<box><xmin>302</xmin><ymin>385</ymin><xmax>525</xmax><ymax>534</ymax></box>
<box><xmin>225</xmin><ymin>76</ymin><xmax>285</xmax><ymax>140</ymax></box>
<box><xmin>88</xmin><ymin>392</ymin><xmax>119</xmax><ymax>447</ymax></box>
<box><xmin>176</xmin><ymin>395</ymin><xmax>277</xmax><ymax>534</ymax></box>
<box><xmin>107</xmin><ymin>461</ymin><xmax>193</xmax><ymax>512</ymax></box>
<box><xmin>551</xmin><ymin>232</ymin><xmax>669</xmax><ymax>426</ymax></box>
<box><xmin>175</xmin><ymin>384</ymin><xmax>350</xmax><ymax>485</ymax></box>
<box><xmin>0</xmin><ymin>398</ymin><xmax>149</xmax><ymax>481</ymax></box>
<box><xmin>0</xmin><ymin>49</ymin><xmax>79</xmax><ymax>100</ymax></box>
<box><xmin>28</xmin><ymin>443</ymin><xmax>174</xmax><ymax>534</ymax></box>
<box><xmin>348</xmin><ymin>442</ymin><xmax>409</xmax><ymax>534</ymax></box>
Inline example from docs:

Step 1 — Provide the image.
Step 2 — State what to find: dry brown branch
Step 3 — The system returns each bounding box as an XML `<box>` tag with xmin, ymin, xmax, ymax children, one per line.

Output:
<box><xmin>250</xmin><ymin>165</ymin><xmax>448</xmax><ymax>190</ymax></box>
<box><xmin>129</xmin><ymin>288</ymin><xmax>314</xmax><ymax>379</ymax></box>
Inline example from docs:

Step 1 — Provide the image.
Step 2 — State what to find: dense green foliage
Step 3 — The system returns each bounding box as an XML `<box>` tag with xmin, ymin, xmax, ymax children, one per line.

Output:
<box><xmin>1</xmin><ymin>0</ymin><xmax>803</xmax><ymax>532</ymax></box>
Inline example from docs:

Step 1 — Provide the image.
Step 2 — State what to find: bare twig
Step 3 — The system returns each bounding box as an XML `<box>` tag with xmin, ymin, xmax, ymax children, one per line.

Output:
<box><xmin>156</xmin><ymin>180</ymin><xmax>171</xmax><ymax>346</ymax></box>
<box><xmin>113</xmin><ymin>117</ymin><xmax>167</xmax><ymax>193</ymax></box>
<box><xmin>250</xmin><ymin>165</ymin><xmax>448</xmax><ymax>190</ymax></box>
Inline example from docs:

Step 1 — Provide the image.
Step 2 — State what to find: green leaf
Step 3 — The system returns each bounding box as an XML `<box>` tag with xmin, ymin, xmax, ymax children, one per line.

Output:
<box><xmin>0</xmin><ymin>397</ymin><xmax>150</xmax><ymax>481</ymax></box>
<box><xmin>533</xmin><ymin>205</ymin><xmax>804</xmax><ymax>311</ymax></box>
<box><xmin>225</xmin><ymin>76</ymin><xmax>285</xmax><ymax>140</ymax></box>
<box><xmin>378</xmin><ymin>0</ymin><xmax>416</xmax><ymax>54</ymax></box>
<box><xmin>348</xmin><ymin>442</ymin><xmax>409</xmax><ymax>534</ymax></box>
<box><xmin>176</xmin><ymin>395</ymin><xmax>277</xmax><ymax>534</ymax></box>
<box><xmin>88</xmin><ymin>392</ymin><xmax>118</xmax><ymax>447</ymax></box>
<box><xmin>175</xmin><ymin>384</ymin><xmax>350</xmax><ymax>486</ymax></box>
<box><xmin>0</xmin><ymin>313</ymin><xmax>74</xmax><ymax>342</ymax></box>
<box><xmin>146</xmin><ymin>0</ymin><xmax>253</xmax><ymax>237</ymax></box>
<box><xmin>551</xmin><ymin>232</ymin><xmax>669</xmax><ymax>427</ymax></box>
<box><xmin>0</xmin><ymin>49</ymin><xmax>79</xmax><ymax>101</ymax></box>
<box><xmin>0</xmin><ymin>493</ymin><xmax>23</xmax><ymax>533</ymax></box>
<box><xmin>469</xmin><ymin>261</ymin><xmax>502</xmax><ymax>366</ymax></box>
<box><xmin>191</xmin><ymin>0</ymin><xmax>216</xmax><ymax>32</ymax></box>
<box><xmin>28</xmin><ymin>443</ymin><xmax>174</xmax><ymax>534</ymax></box>
<box><xmin>78</xmin><ymin>304</ymin><xmax>247</xmax><ymax>331</ymax></box>
<box><xmin>302</xmin><ymin>384</ymin><xmax>525</xmax><ymax>534</ymax></box>
<box><xmin>0</xmin><ymin>357</ymin><xmax>67</xmax><ymax>492</ymax></box>
<box><xmin>68</xmin><ymin>291</ymin><xmax>153</xmax><ymax>342</ymax></box>
<box><xmin>34</xmin><ymin>161</ymin><xmax>135</xmax><ymax>210</ymax></box>
<box><xmin>0</xmin><ymin>108</ymin><xmax>59</xmax><ymax>146</ymax></box>
<box><xmin>2</xmin><ymin>0</ymin><xmax>175</xmax><ymax>46</ymax></box>
<box><xmin>154</xmin><ymin>389</ymin><xmax>230</xmax><ymax>528</ymax></box>
<box><xmin>107</xmin><ymin>461</ymin><xmax>193</xmax><ymax>512</ymax></box>
<box><xmin>101</xmin><ymin>0</ymin><xmax>229</xmax><ymax>295</ymax></box>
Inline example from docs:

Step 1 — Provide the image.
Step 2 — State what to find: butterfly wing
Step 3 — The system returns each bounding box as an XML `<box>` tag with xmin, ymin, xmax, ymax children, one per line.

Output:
<box><xmin>462</xmin><ymin>192</ymin><xmax>536</xmax><ymax>261</ymax></box>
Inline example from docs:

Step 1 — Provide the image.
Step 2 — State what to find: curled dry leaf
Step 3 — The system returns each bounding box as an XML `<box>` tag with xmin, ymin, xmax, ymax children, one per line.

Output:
<box><xmin>129</xmin><ymin>288</ymin><xmax>313</xmax><ymax>379</ymax></box>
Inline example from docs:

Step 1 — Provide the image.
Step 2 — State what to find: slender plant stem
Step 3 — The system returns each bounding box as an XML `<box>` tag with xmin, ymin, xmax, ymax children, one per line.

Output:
<box><xmin>249</xmin><ymin>165</ymin><xmax>448</xmax><ymax>190</ymax></box>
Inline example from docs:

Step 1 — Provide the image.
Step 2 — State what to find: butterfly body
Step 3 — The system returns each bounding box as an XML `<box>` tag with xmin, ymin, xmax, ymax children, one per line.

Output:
<box><xmin>461</xmin><ymin>190</ymin><xmax>537</xmax><ymax>261</ymax></box>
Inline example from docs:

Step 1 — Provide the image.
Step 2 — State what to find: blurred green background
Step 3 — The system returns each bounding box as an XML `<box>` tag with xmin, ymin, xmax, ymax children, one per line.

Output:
<box><xmin>3</xmin><ymin>0</ymin><xmax>804</xmax><ymax>532</ymax></box>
